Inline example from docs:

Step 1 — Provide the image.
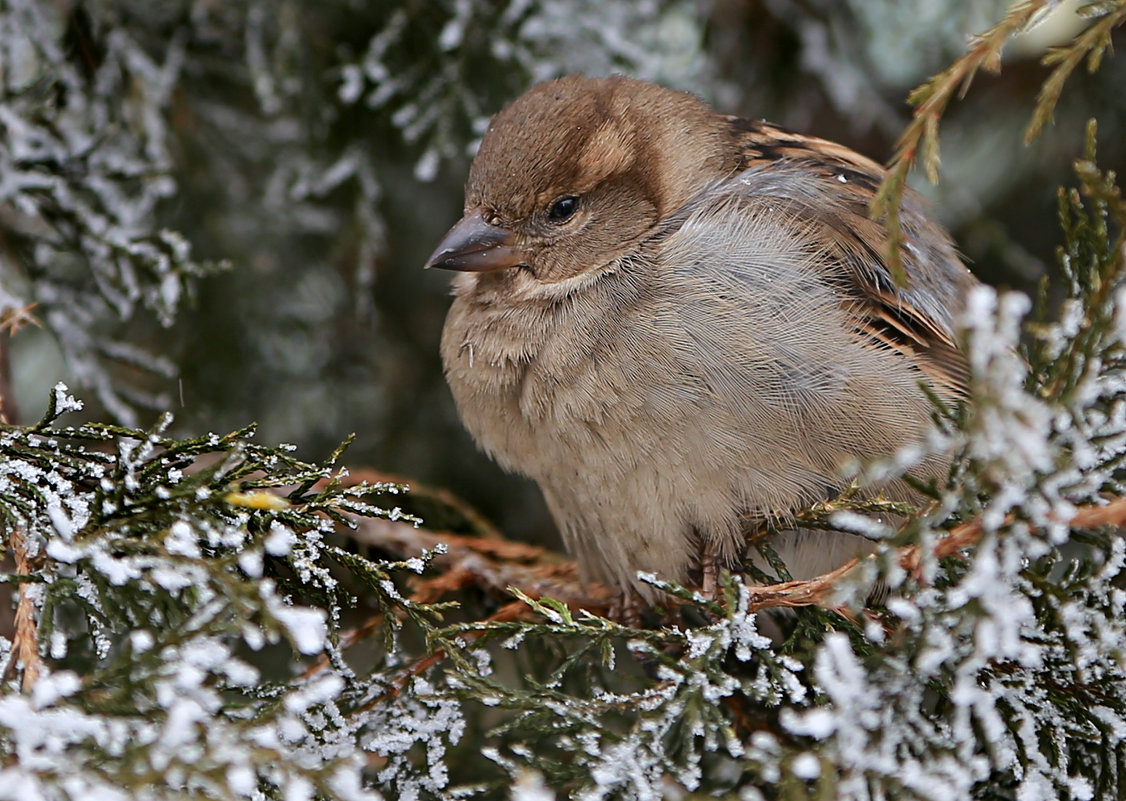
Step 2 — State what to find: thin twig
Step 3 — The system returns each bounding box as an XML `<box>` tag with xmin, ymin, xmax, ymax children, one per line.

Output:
<box><xmin>1026</xmin><ymin>2</ymin><xmax>1126</xmax><ymax>143</ymax></box>
<box><xmin>872</xmin><ymin>0</ymin><xmax>1055</xmax><ymax>285</ymax></box>
<box><xmin>345</xmin><ymin>515</ymin><xmax>615</xmax><ymax>612</ymax></box>
<box><xmin>10</xmin><ymin>526</ymin><xmax>41</xmax><ymax>692</ymax></box>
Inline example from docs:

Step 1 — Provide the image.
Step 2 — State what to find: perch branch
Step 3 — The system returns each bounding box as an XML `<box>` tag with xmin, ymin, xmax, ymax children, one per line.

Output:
<box><xmin>743</xmin><ymin>497</ymin><xmax>1126</xmax><ymax>611</ymax></box>
<box><xmin>335</xmin><ymin>472</ymin><xmax>1126</xmax><ymax>620</ymax></box>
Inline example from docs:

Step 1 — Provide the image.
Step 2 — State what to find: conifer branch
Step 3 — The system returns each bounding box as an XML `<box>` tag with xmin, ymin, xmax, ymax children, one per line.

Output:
<box><xmin>872</xmin><ymin>0</ymin><xmax>1053</xmax><ymax>286</ymax></box>
<box><xmin>340</xmin><ymin>486</ymin><xmax>1126</xmax><ymax>618</ymax></box>
<box><xmin>741</xmin><ymin>497</ymin><xmax>1126</xmax><ymax>611</ymax></box>
<box><xmin>1026</xmin><ymin>1</ymin><xmax>1126</xmax><ymax>142</ymax></box>
<box><xmin>873</xmin><ymin>0</ymin><xmax>1126</xmax><ymax>286</ymax></box>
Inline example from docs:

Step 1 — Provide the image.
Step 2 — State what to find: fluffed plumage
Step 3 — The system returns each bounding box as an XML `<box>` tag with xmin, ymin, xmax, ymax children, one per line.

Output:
<box><xmin>427</xmin><ymin>75</ymin><xmax>978</xmax><ymax>599</ymax></box>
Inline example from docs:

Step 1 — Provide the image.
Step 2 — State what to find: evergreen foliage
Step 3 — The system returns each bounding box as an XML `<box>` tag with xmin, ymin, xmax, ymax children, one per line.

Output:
<box><xmin>2</xmin><ymin>1</ymin><xmax>1126</xmax><ymax>799</ymax></box>
<box><xmin>0</xmin><ymin>391</ymin><xmax>428</xmax><ymax>799</ymax></box>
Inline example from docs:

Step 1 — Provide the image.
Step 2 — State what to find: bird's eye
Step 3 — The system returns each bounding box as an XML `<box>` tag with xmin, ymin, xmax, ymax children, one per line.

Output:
<box><xmin>546</xmin><ymin>195</ymin><xmax>579</xmax><ymax>223</ymax></box>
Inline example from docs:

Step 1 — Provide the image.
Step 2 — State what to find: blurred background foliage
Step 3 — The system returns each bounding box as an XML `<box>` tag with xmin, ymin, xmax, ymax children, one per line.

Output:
<box><xmin>2</xmin><ymin>0</ymin><xmax>1124</xmax><ymax>547</ymax></box>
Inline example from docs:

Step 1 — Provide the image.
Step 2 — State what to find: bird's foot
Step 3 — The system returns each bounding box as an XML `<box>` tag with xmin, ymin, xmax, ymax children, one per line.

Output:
<box><xmin>700</xmin><ymin>537</ymin><xmax>721</xmax><ymax>601</ymax></box>
<box><xmin>609</xmin><ymin>590</ymin><xmax>643</xmax><ymax>628</ymax></box>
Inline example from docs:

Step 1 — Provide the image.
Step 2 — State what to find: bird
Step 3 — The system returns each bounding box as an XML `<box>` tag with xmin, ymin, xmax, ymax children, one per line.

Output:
<box><xmin>425</xmin><ymin>75</ymin><xmax>978</xmax><ymax>608</ymax></box>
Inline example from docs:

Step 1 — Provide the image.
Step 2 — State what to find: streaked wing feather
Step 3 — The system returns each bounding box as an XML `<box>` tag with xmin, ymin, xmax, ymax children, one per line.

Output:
<box><xmin>727</xmin><ymin>116</ymin><xmax>973</xmax><ymax>403</ymax></box>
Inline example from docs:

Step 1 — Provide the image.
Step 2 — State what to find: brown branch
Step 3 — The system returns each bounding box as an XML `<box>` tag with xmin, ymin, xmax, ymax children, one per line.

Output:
<box><xmin>741</xmin><ymin>558</ymin><xmax>862</xmax><ymax>613</ymax></box>
<box><xmin>316</xmin><ymin>478</ymin><xmax>1126</xmax><ymax>701</ymax></box>
<box><xmin>744</xmin><ymin>497</ymin><xmax>1126</xmax><ymax>610</ymax></box>
<box><xmin>1067</xmin><ymin>498</ymin><xmax>1126</xmax><ymax>529</ymax></box>
<box><xmin>902</xmin><ymin>496</ymin><xmax>1126</xmax><ymax>574</ymax></box>
<box><xmin>10</xmin><ymin>526</ymin><xmax>41</xmax><ymax>692</ymax></box>
<box><xmin>337</xmin><ymin>493</ymin><xmax>1126</xmax><ymax>621</ymax></box>
<box><xmin>344</xmin><ymin>515</ymin><xmax>616</xmax><ymax>614</ymax></box>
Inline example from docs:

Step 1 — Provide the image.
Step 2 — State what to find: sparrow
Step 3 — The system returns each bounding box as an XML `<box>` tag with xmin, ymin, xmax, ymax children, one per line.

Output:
<box><xmin>426</xmin><ymin>75</ymin><xmax>977</xmax><ymax>604</ymax></box>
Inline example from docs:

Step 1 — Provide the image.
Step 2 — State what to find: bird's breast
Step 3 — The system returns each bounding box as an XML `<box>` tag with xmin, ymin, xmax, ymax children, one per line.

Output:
<box><xmin>440</xmin><ymin>269</ymin><xmax>667</xmax><ymax>478</ymax></box>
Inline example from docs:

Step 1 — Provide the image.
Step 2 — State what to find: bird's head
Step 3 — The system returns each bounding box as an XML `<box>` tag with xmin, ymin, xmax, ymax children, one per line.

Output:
<box><xmin>425</xmin><ymin>75</ymin><xmax>733</xmax><ymax>284</ymax></box>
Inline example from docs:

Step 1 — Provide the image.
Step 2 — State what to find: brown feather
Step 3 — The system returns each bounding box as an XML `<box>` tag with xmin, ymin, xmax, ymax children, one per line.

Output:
<box><xmin>726</xmin><ymin>116</ymin><xmax>973</xmax><ymax>402</ymax></box>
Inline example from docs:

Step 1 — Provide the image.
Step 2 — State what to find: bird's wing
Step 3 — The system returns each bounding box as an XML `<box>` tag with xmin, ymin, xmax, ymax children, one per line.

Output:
<box><xmin>721</xmin><ymin>117</ymin><xmax>976</xmax><ymax>402</ymax></box>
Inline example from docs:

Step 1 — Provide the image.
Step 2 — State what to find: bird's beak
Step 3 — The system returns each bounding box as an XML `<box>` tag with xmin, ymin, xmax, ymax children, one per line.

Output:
<box><xmin>424</xmin><ymin>210</ymin><xmax>525</xmax><ymax>272</ymax></box>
